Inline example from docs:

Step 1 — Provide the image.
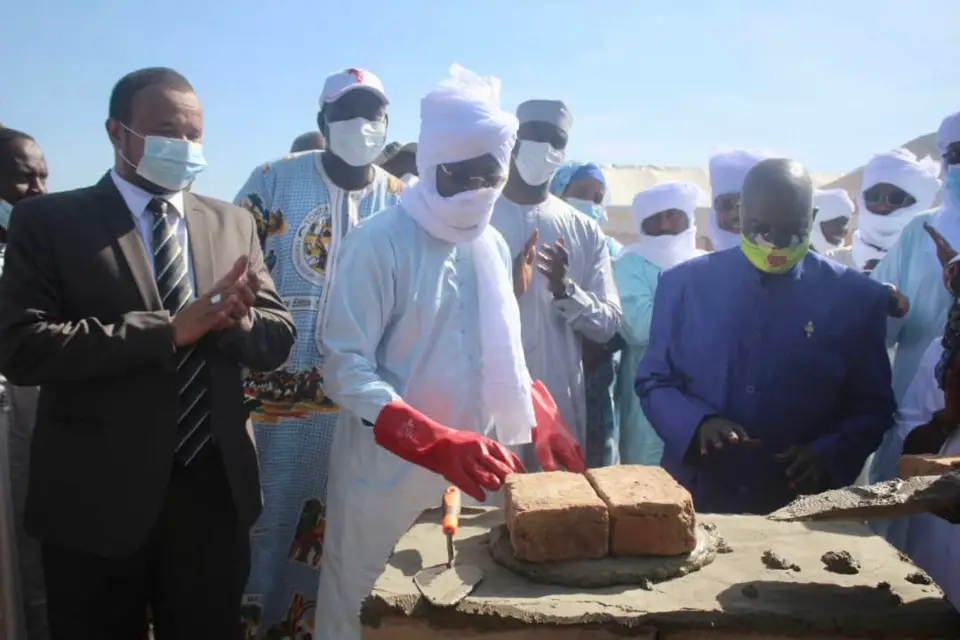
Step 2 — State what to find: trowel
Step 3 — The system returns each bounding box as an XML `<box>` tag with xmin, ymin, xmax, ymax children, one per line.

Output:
<box><xmin>413</xmin><ymin>486</ymin><xmax>484</xmax><ymax>607</ymax></box>
<box><xmin>768</xmin><ymin>469</ymin><xmax>960</xmax><ymax>523</ymax></box>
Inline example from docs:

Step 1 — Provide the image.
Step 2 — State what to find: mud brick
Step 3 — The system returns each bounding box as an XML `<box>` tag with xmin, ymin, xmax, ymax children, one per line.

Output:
<box><xmin>504</xmin><ymin>471</ymin><xmax>609</xmax><ymax>563</ymax></box>
<box><xmin>586</xmin><ymin>465</ymin><xmax>697</xmax><ymax>557</ymax></box>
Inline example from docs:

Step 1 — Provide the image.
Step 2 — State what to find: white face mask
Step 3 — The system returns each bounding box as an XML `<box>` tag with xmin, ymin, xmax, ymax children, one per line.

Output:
<box><xmin>326</xmin><ymin>117</ymin><xmax>387</xmax><ymax>167</ymax></box>
<box><xmin>420</xmin><ymin>186</ymin><xmax>501</xmax><ymax>239</ymax></box>
<box><xmin>513</xmin><ymin>140</ymin><xmax>564</xmax><ymax>186</ymax></box>
<box><xmin>401</xmin><ymin>163</ymin><xmax>506</xmax><ymax>244</ymax></box>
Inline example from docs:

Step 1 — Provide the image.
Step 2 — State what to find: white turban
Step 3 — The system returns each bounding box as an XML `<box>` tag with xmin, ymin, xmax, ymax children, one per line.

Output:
<box><xmin>707</xmin><ymin>149</ymin><xmax>774</xmax><ymax>251</ymax></box>
<box><xmin>852</xmin><ymin>148</ymin><xmax>941</xmax><ymax>270</ymax></box>
<box><xmin>414</xmin><ymin>66</ymin><xmax>518</xmax><ymax>179</ymax></box>
<box><xmin>811</xmin><ymin>189</ymin><xmax>854</xmax><ymax>253</ymax></box>
<box><xmin>623</xmin><ymin>182</ymin><xmax>706</xmax><ymax>270</ymax></box>
<box><xmin>401</xmin><ymin>63</ymin><xmax>533</xmax><ymax>446</ymax></box>
<box><xmin>860</xmin><ymin>148</ymin><xmax>941</xmax><ymax>209</ymax></box>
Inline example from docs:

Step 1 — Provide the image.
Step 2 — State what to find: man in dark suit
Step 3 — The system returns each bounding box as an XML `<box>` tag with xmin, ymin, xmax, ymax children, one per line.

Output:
<box><xmin>0</xmin><ymin>67</ymin><xmax>296</xmax><ymax>640</ymax></box>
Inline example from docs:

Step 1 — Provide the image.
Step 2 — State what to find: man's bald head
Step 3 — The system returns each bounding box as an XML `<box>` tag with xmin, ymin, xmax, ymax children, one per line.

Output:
<box><xmin>740</xmin><ymin>158</ymin><xmax>814</xmax><ymax>249</ymax></box>
<box><xmin>290</xmin><ymin>131</ymin><xmax>326</xmax><ymax>153</ymax></box>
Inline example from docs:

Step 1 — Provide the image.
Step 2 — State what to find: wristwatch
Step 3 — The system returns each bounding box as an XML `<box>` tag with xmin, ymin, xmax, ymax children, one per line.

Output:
<box><xmin>554</xmin><ymin>278</ymin><xmax>574</xmax><ymax>300</ymax></box>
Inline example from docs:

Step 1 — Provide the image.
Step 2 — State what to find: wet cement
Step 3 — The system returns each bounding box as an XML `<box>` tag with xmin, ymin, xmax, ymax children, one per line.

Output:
<box><xmin>768</xmin><ymin>471</ymin><xmax>960</xmax><ymax>522</ymax></box>
<box><xmin>362</xmin><ymin>507</ymin><xmax>960</xmax><ymax>639</ymax></box>
<box><xmin>487</xmin><ymin>523</ymin><xmax>718</xmax><ymax>588</ymax></box>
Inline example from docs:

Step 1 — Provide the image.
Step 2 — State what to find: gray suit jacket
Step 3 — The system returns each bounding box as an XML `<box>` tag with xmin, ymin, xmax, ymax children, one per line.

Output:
<box><xmin>0</xmin><ymin>174</ymin><xmax>296</xmax><ymax>557</ymax></box>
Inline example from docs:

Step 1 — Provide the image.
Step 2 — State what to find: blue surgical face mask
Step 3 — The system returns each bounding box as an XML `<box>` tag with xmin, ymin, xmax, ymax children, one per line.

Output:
<box><xmin>567</xmin><ymin>197</ymin><xmax>608</xmax><ymax>225</ymax></box>
<box><xmin>946</xmin><ymin>164</ymin><xmax>960</xmax><ymax>206</ymax></box>
<box><xmin>119</xmin><ymin>123</ymin><xmax>207</xmax><ymax>192</ymax></box>
<box><xmin>0</xmin><ymin>200</ymin><xmax>12</xmax><ymax>230</ymax></box>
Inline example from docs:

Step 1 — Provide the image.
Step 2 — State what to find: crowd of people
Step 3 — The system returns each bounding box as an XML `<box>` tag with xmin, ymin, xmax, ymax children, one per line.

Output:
<box><xmin>0</xmin><ymin>62</ymin><xmax>959</xmax><ymax>640</ymax></box>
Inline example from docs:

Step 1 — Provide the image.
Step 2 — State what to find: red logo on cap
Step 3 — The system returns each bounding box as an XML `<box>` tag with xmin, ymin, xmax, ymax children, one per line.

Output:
<box><xmin>346</xmin><ymin>68</ymin><xmax>365</xmax><ymax>83</ymax></box>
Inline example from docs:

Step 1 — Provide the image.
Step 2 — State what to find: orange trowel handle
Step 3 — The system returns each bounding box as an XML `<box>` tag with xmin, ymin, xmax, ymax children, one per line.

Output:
<box><xmin>441</xmin><ymin>486</ymin><xmax>461</xmax><ymax>536</ymax></box>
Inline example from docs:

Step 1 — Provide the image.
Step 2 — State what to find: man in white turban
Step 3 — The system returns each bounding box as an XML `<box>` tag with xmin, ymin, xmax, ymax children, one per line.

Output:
<box><xmin>867</xmin><ymin>111</ymin><xmax>960</xmax><ymax>552</ymax></box>
<box><xmin>490</xmin><ymin>100</ymin><xmax>622</xmax><ymax>467</ymax></box>
<box><xmin>707</xmin><ymin>149</ymin><xmax>773</xmax><ymax>251</ymax></box>
<box><xmin>811</xmin><ymin>188</ymin><xmax>855</xmax><ymax>266</ymax></box>
<box><xmin>614</xmin><ymin>182</ymin><xmax>706</xmax><ymax>466</ymax></box>
<box><xmin>313</xmin><ymin>64</ymin><xmax>584</xmax><ymax>639</ymax></box>
<box><xmin>852</xmin><ymin>148</ymin><xmax>941</xmax><ymax>273</ymax></box>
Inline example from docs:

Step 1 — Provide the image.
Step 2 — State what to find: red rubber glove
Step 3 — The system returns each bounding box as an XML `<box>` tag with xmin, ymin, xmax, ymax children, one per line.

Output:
<box><xmin>531</xmin><ymin>380</ymin><xmax>586</xmax><ymax>473</ymax></box>
<box><xmin>373</xmin><ymin>399</ymin><xmax>525</xmax><ymax>502</ymax></box>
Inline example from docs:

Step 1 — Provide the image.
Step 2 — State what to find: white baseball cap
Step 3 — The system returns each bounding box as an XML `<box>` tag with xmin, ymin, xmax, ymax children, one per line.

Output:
<box><xmin>320</xmin><ymin>68</ymin><xmax>388</xmax><ymax>106</ymax></box>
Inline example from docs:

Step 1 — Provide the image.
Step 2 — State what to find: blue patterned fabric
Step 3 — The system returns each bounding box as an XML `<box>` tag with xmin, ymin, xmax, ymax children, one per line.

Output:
<box><xmin>233</xmin><ymin>151</ymin><xmax>402</xmax><ymax>638</ymax></box>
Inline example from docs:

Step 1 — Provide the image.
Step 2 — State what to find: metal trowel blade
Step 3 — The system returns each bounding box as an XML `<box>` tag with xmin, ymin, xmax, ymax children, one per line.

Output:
<box><xmin>413</xmin><ymin>563</ymin><xmax>484</xmax><ymax>607</ymax></box>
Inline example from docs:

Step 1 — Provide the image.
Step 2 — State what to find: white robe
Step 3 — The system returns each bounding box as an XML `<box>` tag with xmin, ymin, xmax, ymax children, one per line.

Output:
<box><xmin>490</xmin><ymin>194</ymin><xmax>622</xmax><ymax>458</ymax></box>
<box><xmin>315</xmin><ymin>206</ymin><xmax>513</xmax><ymax>639</ymax></box>
<box><xmin>896</xmin><ymin>338</ymin><xmax>960</xmax><ymax>611</ymax></box>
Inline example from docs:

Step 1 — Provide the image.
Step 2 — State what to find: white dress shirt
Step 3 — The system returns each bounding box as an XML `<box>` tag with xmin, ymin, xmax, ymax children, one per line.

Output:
<box><xmin>109</xmin><ymin>169</ymin><xmax>196</xmax><ymax>294</ymax></box>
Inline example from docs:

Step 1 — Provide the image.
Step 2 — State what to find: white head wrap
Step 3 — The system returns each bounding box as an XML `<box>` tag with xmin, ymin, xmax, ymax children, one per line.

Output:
<box><xmin>937</xmin><ymin>110</ymin><xmax>960</xmax><ymax>211</ymax></box>
<box><xmin>929</xmin><ymin>110</ymin><xmax>960</xmax><ymax>255</ymax></box>
<box><xmin>623</xmin><ymin>182</ymin><xmax>706</xmax><ymax>270</ymax></box>
<box><xmin>938</xmin><ymin>110</ymin><xmax>960</xmax><ymax>157</ymax></box>
<box><xmin>852</xmin><ymin>148</ymin><xmax>941</xmax><ymax>270</ymax></box>
<box><xmin>811</xmin><ymin>189</ymin><xmax>854</xmax><ymax>253</ymax></box>
<box><xmin>401</xmin><ymin>63</ymin><xmax>533</xmax><ymax>446</ymax></box>
<box><xmin>707</xmin><ymin>149</ymin><xmax>773</xmax><ymax>251</ymax></box>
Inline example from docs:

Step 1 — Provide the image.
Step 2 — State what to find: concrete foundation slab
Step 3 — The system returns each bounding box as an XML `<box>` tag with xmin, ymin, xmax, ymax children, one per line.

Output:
<box><xmin>362</xmin><ymin>507</ymin><xmax>960</xmax><ymax>639</ymax></box>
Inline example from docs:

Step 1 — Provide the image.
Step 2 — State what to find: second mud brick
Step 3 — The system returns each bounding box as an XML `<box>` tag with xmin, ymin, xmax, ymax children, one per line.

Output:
<box><xmin>586</xmin><ymin>465</ymin><xmax>697</xmax><ymax>557</ymax></box>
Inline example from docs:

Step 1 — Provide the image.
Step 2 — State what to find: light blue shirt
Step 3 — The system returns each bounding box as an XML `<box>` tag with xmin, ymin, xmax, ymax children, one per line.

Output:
<box><xmin>612</xmin><ymin>251</ymin><xmax>664</xmax><ymax>465</ymax></box>
<box><xmin>315</xmin><ymin>205</ymin><xmax>515</xmax><ymax>638</ymax></box>
<box><xmin>109</xmin><ymin>169</ymin><xmax>195</xmax><ymax>294</ymax></box>
<box><xmin>867</xmin><ymin>211</ymin><xmax>951</xmax><ymax>549</ymax></box>
<box><xmin>323</xmin><ymin>204</ymin><xmax>514</xmax><ymax>481</ymax></box>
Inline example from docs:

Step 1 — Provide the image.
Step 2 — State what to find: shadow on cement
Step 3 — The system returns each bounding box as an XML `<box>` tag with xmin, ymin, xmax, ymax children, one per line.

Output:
<box><xmin>715</xmin><ymin>580</ymin><xmax>956</xmax><ymax>636</ymax></box>
<box><xmin>799</xmin><ymin>520</ymin><xmax>874</xmax><ymax>538</ymax></box>
<box><xmin>391</xmin><ymin>548</ymin><xmax>425</xmax><ymax>578</ymax></box>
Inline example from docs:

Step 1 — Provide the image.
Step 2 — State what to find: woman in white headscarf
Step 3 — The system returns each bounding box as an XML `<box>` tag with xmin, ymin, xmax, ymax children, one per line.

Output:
<box><xmin>867</xmin><ymin>113</ymin><xmax>958</xmax><ymax>552</ymax></box>
<box><xmin>811</xmin><ymin>188</ymin><xmax>855</xmax><ymax>266</ymax></box>
<box><xmin>613</xmin><ymin>182</ymin><xmax>705</xmax><ymax>464</ymax></box>
<box><xmin>314</xmin><ymin>64</ymin><xmax>583</xmax><ymax>639</ymax></box>
<box><xmin>852</xmin><ymin>148</ymin><xmax>941</xmax><ymax>273</ymax></box>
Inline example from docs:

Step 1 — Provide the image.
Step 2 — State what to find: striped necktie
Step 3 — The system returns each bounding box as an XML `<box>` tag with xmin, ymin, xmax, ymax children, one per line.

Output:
<box><xmin>148</xmin><ymin>197</ymin><xmax>211</xmax><ymax>465</ymax></box>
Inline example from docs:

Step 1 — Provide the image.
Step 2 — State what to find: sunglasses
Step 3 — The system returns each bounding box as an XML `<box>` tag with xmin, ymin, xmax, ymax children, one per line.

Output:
<box><xmin>439</xmin><ymin>164</ymin><xmax>504</xmax><ymax>190</ymax></box>
<box><xmin>863</xmin><ymin>184</ymin><xmax>916</xmax><ymax>208</ymax></box>
<box><xmin>944</xmin><ymin>148</ymin><xmax>960</xmax><ymax>166</ymax></box>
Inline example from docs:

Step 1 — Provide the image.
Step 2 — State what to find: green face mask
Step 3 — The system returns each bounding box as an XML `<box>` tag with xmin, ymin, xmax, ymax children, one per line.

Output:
<box><xmin>740</xmin><ymin>234</ymin><xmax>810</xmax><ymax>274</ymax></box>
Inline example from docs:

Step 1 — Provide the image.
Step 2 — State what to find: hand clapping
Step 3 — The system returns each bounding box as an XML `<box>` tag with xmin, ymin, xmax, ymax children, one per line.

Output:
<box><xmin>170</xmin><ymin>256</ymin><xmax>260</xmax><ymax>347</ymax></box>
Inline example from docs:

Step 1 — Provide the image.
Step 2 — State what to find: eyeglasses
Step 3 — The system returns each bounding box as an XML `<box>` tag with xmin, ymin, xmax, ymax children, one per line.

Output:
<box><xmin>438</xmin><ymin>164</ymin><xmax>504</xmax><ymax>190</ymax></box>
<box><xmin>863</xmin><ymin>184</ymin><xmax>916</xmax><ymax>209</ymax></box>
